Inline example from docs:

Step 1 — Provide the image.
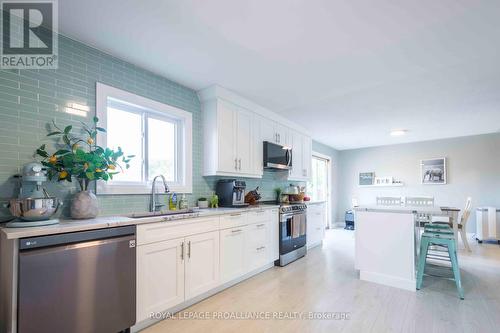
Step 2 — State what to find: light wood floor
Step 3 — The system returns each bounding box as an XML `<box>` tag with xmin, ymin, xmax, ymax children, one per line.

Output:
<box><xmin>143</xmin><ymin>229</ymin><xmax>500</xmax><ymax>333</ymax></box>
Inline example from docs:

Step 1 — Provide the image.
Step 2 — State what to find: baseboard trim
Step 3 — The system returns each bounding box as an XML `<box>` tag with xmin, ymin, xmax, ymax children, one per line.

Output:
<box><xmin>359</xmin><ymin>270</ymin><xmax>416</xmax><ymax>292</ymax></box>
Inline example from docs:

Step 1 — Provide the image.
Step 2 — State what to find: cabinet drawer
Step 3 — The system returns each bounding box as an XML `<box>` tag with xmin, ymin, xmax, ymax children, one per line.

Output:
<box><xmin>247</xmin><ymin>209</ymin><xmax>272</xmax><ymax>224</ymax></box>
<box><xmin>137</xmin><ymin>216</ymin><xmax>220</xmax><ymax>246</ymax></box>
<box><xmin>220</xmin><ymin>212</ymin><xmax>248</xmax><ymax>229</ymax></box>
<box><xmin>246</xmin><ymin>243</ymin><xmax>269</xmax><ymax>271</ymax></box>
<box><xmin>246</xmin><ymin>222</ymin><xmax>268</xmax><ymax>248</ymax></box>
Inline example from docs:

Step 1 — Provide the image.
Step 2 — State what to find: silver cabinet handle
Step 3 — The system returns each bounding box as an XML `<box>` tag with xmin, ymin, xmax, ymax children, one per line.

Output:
<box><xmin>275</xmin><ymin>133</ymin><xmax>278</xmax><ymax>142</ymax></box>
<box><xmin>230</xmin><ymin>213</ymin><xmax>242</xmax><ymax>217</ymax></box>
<box><xmin>278</xmin><ymin>134</ymin><xmax>280</xmax><ymax>143</ymax></box>
<box><xmin>238</xmin><ymin>158</ymin><xmax>241</xmax><ymax>170</ymax></box>
<box><xmin>235</xmin><ymin>158</ymin><xmax>238</xmax><ymax>170</ymax></box>
<box><xmin>181</xmin><ymin>241</ymin><xmax>184</xmax><ymax>260</ymax></box>
<box><xmin>256</xmin><ymin>246</ymin><xmax>266</xmax><ymax>251</ymax></box>
<box><xmin>256</xmin><ymin>223</ymin><xmax>265</xmax><ymax>227</ymax></box>
<box><xmin>231</xmin><ymin>229</ymin><xmax>242</xmax><ymax>233</ymax></box>
<box><xmin>187</xmin><ymin>241</ymin><xmax>191</xmax><ymax>258</ymax></box>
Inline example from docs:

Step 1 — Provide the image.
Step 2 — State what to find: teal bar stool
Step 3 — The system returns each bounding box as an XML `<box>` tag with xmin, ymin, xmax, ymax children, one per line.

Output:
<box><xmin>416</xmin><ymin>229</ymin><xmax>464</xmax><ymax>300</ymax></box>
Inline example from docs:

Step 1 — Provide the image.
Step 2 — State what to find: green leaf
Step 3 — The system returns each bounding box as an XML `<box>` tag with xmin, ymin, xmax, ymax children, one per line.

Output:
<box><xmin>64</xmin><ymin>125</ymin><xmax>72</xmax><ymax>134</ymax></box>
<box><xmin>63</xmin><ymin>135</ymin><xmax>71</xmax><ymax>145</ymax></box>
<box><xmin>47</xmin><ymin>131</ymin><xmax>62</xmax><ymax>136</ymax></box>
<box><xmin>85</xmin><ymin>171</ymin><xmax>95</xmax><ymax>180</ymax></box>
<box><xmin>95</xmin><ymin>127</ymin><xmax>106</xmax><ymax>132</ymax></box>
<box><xmin>36</xmin><ymin>149</ymin><xmax>49</xmax><ymax>158</ymax></box>
<box><xmin>93</xmin><ymin>116</ymin><xmax>99</xmax><ymax>123</ymax></box>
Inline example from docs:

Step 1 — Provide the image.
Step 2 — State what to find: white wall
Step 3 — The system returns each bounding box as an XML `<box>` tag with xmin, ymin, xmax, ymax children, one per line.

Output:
<box><xmin>337</xmin><ymin>133</ymin><xmax>500</xmax><ymax>232</ymax></box>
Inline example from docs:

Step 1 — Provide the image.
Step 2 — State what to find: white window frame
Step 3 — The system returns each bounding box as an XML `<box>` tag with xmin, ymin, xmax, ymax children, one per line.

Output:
<box><xmin>95</xmin><ymin>82</ymin><xmax>192</xmax><ymax>194</ymax></box>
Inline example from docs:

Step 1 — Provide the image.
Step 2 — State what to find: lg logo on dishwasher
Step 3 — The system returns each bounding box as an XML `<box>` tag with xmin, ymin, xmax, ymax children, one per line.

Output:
<box><xmin>1</xmin><ymin>0</ymin><xmax>58</xmax><ymax>69</ymax></box>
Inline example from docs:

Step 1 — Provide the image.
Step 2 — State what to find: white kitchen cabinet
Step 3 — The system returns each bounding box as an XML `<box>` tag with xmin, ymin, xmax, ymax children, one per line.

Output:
<box><xmin>202</xmin><ymin>98</ymin><xmax>262</xmax><ymax>178</ymax></box>
<box><xmin>184</xmin><ymin>231</ymin><xmax>220</xmax><ymax>299</ymax></box>
<box><xmin>307</xmin><ymin>203</ymin><xmax>326</xmax><ymax>248</ymax></box>
<box><xmin>302</xmin><ymin>135</ymin><xmax>312</xmax><ymax>180</ymax></box>
<box><xmin>269</xmin><ymin>209</ymin><xmax>280</xmax><ymax>261</ymax></box>
<box><xmin>260</xmin><ymin>117</ymin><xmax>289</xmax><ymax>146</ymax></box>
<box><xmin>288</xmin><ymin>131</ymin><xmax>312</xmax><ymax>181</ymax></box>
<box><xmin>216</xmin><ymin>99</ymin><xmax>237</xmax><ymax>173</ymax></box>
<box><xmin>220</xmin><ymin>226</ymin><xmax>248</xmax><ymax>283</ymax></box>
<box><xmin>245</xmin><ymin>222</ymin><xmax>270</xmax><ymax>271</ymax></box>
<box><xmin>236</xmin><ymin>108</ymin><xmax>253</xmax><ymax>174</ymax></box>
<box><xmin>136</xmin><ymin>238</ymin><xmax>185</xmax><ymax>322</ymax></box>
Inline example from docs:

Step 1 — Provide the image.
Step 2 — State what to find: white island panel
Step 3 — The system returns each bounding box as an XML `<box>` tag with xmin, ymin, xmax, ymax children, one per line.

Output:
<box><xmin>355</xmin><ymin>210</ymin><xmax>416</xmax><ymax>291</ymax></box>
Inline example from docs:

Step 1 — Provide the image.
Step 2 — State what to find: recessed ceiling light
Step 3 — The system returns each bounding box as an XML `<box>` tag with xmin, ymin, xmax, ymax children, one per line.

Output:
<box><xmin>390</xmin><ymin>129</ymin><xmax>407</xmax><ymax>136</ymax></box>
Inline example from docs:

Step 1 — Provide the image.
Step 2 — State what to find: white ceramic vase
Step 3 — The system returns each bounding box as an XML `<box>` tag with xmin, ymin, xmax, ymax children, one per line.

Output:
<box><xmin>71</xmin><ymin>190</ymin><xmax>99</xmax><ymax>219</ymax></box>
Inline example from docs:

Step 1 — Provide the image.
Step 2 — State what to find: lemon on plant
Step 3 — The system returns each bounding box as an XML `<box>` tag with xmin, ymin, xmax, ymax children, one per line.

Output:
<box><xmin>108</xmin><ymin>164</ymin><xmax>116</xmax><ymax>170</ymax></box>
<box><xmin>72</xmin><ymin>144</ymin><xmax>79</xmax><ymax>150</ymax></box>
<box><xmin>48</xmin><ymin>155</ymin><xmax>57</xmax><ymax>164</ymax></box>
<box><xmin>95</xmin><ymin>168</ymin><xmax>102</xmax><ymax>173</ymax></box>
<box><xmin>59</xmin><ymin>170</ymin><xmax>68</xmax><ymax>179</ymax></box>
<box><xmin>87</xmin><ymin>137</ymin><xmax>94</xmax><ymax>145</ymax></box>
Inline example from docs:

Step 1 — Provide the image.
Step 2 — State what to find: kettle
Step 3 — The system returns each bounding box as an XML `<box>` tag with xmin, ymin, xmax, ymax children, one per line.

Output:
<box><xmin>283</xmin><ymin>184</ymin><xmax>299</xmax><ymax>195</ymax></box>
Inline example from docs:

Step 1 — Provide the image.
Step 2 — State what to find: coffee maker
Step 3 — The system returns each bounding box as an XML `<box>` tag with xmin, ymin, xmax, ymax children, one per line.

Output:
<box><xmin>215</xmin><ymin>179</ymin><xmax>248</xmax><ymax>207</ymax></box>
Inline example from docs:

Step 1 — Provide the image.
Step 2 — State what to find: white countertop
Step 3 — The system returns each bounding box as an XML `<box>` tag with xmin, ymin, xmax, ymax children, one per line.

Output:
<box><xmin>0</xmin><ymin>205</ymin><xmax>280</xmax><ymax>240</ymax></box>
<box><xmin>354</xmin><ymin>205</ymin><xmax>458</xmax><ymax>214</ymax></box>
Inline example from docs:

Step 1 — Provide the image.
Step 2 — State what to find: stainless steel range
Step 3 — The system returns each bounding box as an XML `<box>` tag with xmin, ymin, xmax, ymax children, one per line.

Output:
<box><xmin>275</xmin><ymin>203</ymin><xmax>307</xmax><ymax>266</ymax></box>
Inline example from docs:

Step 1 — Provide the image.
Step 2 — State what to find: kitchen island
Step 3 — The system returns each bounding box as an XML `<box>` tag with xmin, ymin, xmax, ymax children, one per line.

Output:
<box><xmin>354</xmin><ymin>206</ymin><xmax>447</xmax><ymax>291</ymax></box>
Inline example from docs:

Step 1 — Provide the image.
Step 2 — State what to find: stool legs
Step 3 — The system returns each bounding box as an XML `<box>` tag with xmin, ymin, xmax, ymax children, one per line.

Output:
<box><xmin>416</xmin><ymin>237</ymin><xmax>430</xmax><ymax>290</ymax></box>
<box><xmin>448</xmin><ymin>241</ymin><xmax>465</xmax><ymax>299</ymax></box>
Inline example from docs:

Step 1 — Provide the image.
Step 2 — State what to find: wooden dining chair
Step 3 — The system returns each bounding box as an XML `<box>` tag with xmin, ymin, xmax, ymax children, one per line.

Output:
<box><xmin>458</xmin><ymin>197</ymin><xmax>472</xmax><ymax>252</ymax></box>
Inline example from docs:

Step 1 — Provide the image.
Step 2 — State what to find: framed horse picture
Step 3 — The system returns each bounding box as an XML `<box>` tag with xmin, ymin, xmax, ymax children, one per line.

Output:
<box><xmin>421</xmin><ymin>158</ymin><xmax>447</xmax><ymax>185</ymax></box>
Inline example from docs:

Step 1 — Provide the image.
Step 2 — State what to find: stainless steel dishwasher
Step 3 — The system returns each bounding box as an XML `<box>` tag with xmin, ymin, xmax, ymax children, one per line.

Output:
<box><xmin>17</xmin><ymin>226</ymin><xmax>136</xmax><ymax>333</ymax></box>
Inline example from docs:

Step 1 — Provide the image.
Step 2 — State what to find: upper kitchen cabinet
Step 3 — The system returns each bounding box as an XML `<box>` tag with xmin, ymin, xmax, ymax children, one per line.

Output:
<box><xmin>199</xmin><ymin>85</ymin><xmax>311</xmax><ymax>180</ymax></box>
<box><xmin>261</xmin><ymin>119</ymin><xmax>289</xmax><ymax>146</ymax></box>
<box><xmin>201</xmin><ymin>98</ymin><xmax>262</xmax><ymax>178</ymax></box>
<box><xmin>289</xmin><ymin>132</ymin><xmax>312</xmax><ymax>181</ymax></box>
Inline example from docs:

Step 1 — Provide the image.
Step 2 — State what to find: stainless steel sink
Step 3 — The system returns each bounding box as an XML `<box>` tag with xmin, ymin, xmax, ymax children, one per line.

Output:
<box><xmin>128</xmin><ymin>209</ymin><xmax>199</xmax><ymax>221</ymax></box>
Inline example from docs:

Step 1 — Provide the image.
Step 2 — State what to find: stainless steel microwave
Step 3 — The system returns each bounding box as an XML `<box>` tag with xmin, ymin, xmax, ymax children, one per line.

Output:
<box><xmin>263</xmin><ymin>141</ymin><xmax>292</xmax><ymax>170</ymax></box>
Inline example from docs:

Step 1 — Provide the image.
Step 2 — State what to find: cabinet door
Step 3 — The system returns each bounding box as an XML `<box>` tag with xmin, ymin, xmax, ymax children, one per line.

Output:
<box><xmin>245</xmin><ymin>222</ymin><xmax>270</xmax><ymax>272</ymax></box>
<box><xmin>185</xmin><ymin>231</ymin><xmax>220</xmax><ymax>299</ymax></box>
<box><xmin>236</xmin><ymin>107</ymin><xmax>253</xmax><ymax>174</ymax></box>
<box><xmin>251</xmin><ymin>114</ymin><xmax>263</xmax><ymax>176</ymax></box>
<box><xmin>220</xmin><ymin>226</ymin><xmax>248</xmax><ymax>283</ymax></box>
<box><xmin>217</xmin><ymin>99</ymin><xmax>237</xmax><ymax>173</ymax></box>
<box><xmin>274</xmin><ymin>123</ymin><xmax>289</xmax><ymax>146</ymax></box>
<box><xmin>288</xmin><ymin>130</ymin><xmax>303</xmax><ymax>180</ymax></box>
<box><xmin>260</xmin><ymin>118</ymin><xmax>277</xmax><ymax>143</ymax></box>
<box><xmin>302</xmin><ymin>135</ymin><xmax>312</xmax><ymax>179</ymax></box>
<box><xmin>137</xmin><ymin>238</ymin><xmax>185</xmax><ymax>322</ymax></box>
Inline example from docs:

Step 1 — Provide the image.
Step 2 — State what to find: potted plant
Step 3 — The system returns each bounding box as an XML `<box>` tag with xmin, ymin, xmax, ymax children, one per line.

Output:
<box><xmin>274</xmin><ymin>187</ymin><xmax>283</xmax><ymax>204</ymax></box>
<box><xmin>35</xmin><ymin>117</ymin><xmax>134</xmax><ymax>219</ymax></box>
<box><xmin>198</xmin><ymin>197</ymin><xmax>208</xmax><ymax>209</ymax></box>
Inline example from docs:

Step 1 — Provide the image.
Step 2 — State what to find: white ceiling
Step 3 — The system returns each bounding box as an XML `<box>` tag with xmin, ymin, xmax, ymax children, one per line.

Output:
<box><xmin>59</xmin><ymin>0</ymin><xmax>500</xmax><ymax>150</ymax></box>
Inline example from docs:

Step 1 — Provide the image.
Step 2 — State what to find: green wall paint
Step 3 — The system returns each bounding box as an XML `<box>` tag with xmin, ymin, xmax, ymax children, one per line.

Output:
<box><xmin>0</xmin><ymin>34</ymin><xmax>305</xmax><ymax>218</ymax></box>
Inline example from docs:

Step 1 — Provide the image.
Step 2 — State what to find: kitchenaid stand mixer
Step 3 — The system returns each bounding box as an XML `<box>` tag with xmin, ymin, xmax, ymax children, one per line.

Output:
<box><xmin>6</xmin><ymin>162</ymin><xmax>61</xmax><ymax>227</ymax></box>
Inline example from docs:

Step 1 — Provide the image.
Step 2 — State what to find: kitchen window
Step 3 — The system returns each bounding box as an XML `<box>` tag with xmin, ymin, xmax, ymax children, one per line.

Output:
<box><xmin>96</xmin><ymin>83</ymin><xmax>192</xmax><ymax>194</ymax></box>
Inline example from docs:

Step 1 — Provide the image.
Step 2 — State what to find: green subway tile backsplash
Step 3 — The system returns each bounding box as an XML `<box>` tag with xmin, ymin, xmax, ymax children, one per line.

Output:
<box><xmin>0</xmin><ymin>34</ymin><xmax>303</xmax><ymax>218</ymax></box>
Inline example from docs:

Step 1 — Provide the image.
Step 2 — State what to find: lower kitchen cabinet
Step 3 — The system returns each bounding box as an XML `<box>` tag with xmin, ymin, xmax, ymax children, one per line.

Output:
<box><xmin>307</xmin><ymin>204</ymin><xmax>326</xmax><ymax>248</ymax></box>
<box><xmin>220</xmin><ymin>226</ymin><xmax>248</xmax><ymax>283</ymax></box>
<box><xmin>136</xmin><ymin>209</ymin><xmax>278</xmax><ymax>325</ymax></box>
<box><xmin>136</xmin><ymin>238</ymin><xmax>185</xmax><ymax>322</ymax></box>
<box><xmin>245</xmin><ymin>222</ymin><xmax>269</xmax><ymax>271</ymax></box>
<box><xmin>184</xmin><ymin>231</ymin><xmax>220</xmax><ymax>299</ymax></box>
